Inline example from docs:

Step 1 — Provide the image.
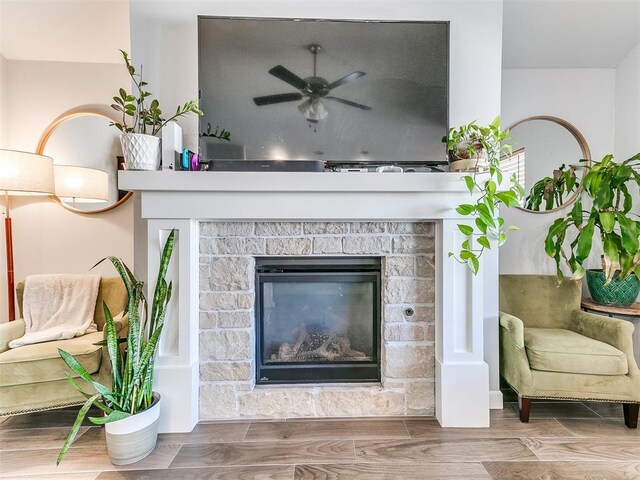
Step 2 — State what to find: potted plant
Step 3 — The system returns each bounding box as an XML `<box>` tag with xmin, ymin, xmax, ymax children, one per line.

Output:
<box><xmin>545</xmin><ymin>153</ymin><xmax>640</xmax><ymax>306</ymax></box>
<box><xmin>56</xmin><ymin>230</ymin><xmax>175</xmax><ymax>465</ymax></box>
<box><xmin>444</xmin><ymin>121</ymin><xmax>490</xmax><ymax>172</ymax></box>
<box><xmin>447</xmin><ymin>117</ymin><xmax>525</xmax><ymax>273</ymax></box>
<box><xmin>111</xmin><ymin>50</ymin><xmax>202</xmax><ymax>170</ymax></box>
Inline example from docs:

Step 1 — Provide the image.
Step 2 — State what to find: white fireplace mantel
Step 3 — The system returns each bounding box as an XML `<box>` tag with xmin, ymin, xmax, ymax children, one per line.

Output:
<box><xmin>120</xmin><ymin>171</ymin><xmax>501</xmax><ymax>432</ymax></box>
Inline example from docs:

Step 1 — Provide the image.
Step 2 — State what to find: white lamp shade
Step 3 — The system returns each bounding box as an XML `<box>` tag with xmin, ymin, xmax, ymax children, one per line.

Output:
<box><xmin>0</xmin><ymin>150</ymin><xmax>55</xmax><ymax>195</ymax></box>
<box><xmin>54</xmin><ymin>165</ymin><xmax>109</xmax><ymax>203</ymax></box>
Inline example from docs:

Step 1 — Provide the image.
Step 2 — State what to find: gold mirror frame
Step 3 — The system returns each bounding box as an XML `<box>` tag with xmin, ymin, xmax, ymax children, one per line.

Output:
<box><xmin>36</xmin><ymin>104</ymin><xmax>132</xmax><ymax>215</ymax></box>
<box><xmin>507</xmin><ymin>115</ymin><xmax>592</xmax><ymax>214</ymax></box>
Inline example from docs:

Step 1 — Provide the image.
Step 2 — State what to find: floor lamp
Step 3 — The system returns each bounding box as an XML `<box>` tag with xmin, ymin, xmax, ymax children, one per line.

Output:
<box><xmin>0</xmin><ymin>150</ymin><xmax>55</xmax><ymax>321</ymax></box>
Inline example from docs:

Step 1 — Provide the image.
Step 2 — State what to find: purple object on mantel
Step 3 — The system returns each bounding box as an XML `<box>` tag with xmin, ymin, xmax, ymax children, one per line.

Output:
<box><xmin>190</xmin><ymin>152</ymin><xmax>200</xmax><ymax>171</ymax></box>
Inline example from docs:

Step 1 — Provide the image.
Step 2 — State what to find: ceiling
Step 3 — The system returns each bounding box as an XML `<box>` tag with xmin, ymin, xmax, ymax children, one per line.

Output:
<box><xmin>503</xmin><ymin>0</ymin><xmax>640</xmax><ymax>69</ymax></box>
<box><xmin>0</xmin><ymin>0</ymin><xmax>130</xmax><ymax>63</ymax></box>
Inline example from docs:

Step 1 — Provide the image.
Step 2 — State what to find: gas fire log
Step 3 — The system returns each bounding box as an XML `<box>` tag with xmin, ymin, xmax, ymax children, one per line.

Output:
<box><xmin>271</xmin><ymin>325</ymin><xmax>367</xmax><ymax>361</ymax></box>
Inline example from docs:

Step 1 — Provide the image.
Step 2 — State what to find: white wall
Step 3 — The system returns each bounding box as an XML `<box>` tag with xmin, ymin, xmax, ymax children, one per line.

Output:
<box><xmin>0</xmin><ymin>54</ymin><xmax>7</xmax><ymax>147</ymax></box>
<box><xmin>615</xmin><ymin>42</ymin><xmax>640</xmax><ymax>163</ymax></box>
<box><xmin>0</xmin><ymin>60</ymin><xmax>134</xmax><ymax>319</ymax></box>
<box><xmin>500</xmin><ymin>69</ymin><xmax>616</xmax><ymax>275</ymax></box>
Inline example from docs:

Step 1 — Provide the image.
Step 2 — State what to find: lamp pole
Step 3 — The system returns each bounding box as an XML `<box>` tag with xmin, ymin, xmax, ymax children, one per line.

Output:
<box><xmin>3</xmin><ymin>193</ymin><xmax>15</xmax><ymax>321</ymax></box>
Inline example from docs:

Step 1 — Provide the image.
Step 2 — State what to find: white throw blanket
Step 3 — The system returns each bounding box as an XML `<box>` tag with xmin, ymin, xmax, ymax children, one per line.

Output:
<box><xmin>9</xmin><ymin>274</ymin><xmax>101</xmax><ymax>348</ymax></box>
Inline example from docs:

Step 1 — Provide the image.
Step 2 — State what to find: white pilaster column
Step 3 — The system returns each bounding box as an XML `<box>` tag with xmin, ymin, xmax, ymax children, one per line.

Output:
<box><xmin>436</xmin><ymin>219</ymin><xmax>490</xmax><ymax>427</ymax></box>
<box><xmin>147</xmin><ymin>218</ymin><xmax>199</xmax><ymax>433</ymax></box>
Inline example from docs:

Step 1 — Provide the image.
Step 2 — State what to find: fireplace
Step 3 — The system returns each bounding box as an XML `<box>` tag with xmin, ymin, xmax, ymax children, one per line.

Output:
<box><xmin>255</xmin><ymin>257</ymin><xmax>381</xmax><ymax>384</ymax></box>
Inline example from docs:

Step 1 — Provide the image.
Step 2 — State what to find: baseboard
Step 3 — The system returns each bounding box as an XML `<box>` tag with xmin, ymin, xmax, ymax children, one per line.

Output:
<box><xmin>489</xmin><ymin>390</ymin><xmax>504</xmax><ymax>409</ymax></box>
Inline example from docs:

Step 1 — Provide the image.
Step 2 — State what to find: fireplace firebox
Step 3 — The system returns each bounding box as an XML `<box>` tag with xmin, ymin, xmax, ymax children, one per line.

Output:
<box><xmin>255</xmin><ymin>257</ymin><xmax>381</xmax><ymax>384</ymax></box>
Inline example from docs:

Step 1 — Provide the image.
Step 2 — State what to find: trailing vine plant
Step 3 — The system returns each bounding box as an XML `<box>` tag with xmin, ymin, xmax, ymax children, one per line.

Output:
<box><xmin>445</xmin><ymin>117</ymin><xmax>525</xmax><ymax>274</ymax></box>
<box><xmin>545</xmin><ymin>153</ymin><xmax>640</xmax><ymax>283</ymax></box>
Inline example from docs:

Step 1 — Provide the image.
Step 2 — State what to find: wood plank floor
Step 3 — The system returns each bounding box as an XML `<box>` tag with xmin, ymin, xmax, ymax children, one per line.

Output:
<box><xmin>0</xmin><ymin>401</ymin><xmax>638</xmax><ymax>479</ymax></box>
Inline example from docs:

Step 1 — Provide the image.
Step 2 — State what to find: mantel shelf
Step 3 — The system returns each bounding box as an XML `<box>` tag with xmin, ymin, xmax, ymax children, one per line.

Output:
<box><xmin>119</xmin><ymin>171</ymin><xmax>484</xmax><ymax>194</ymax></box>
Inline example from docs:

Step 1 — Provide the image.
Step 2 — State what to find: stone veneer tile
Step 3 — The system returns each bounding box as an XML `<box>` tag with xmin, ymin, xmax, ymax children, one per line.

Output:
<box><xmin>200</xmin><ymin>292</ymin><xmax>253</xmax><ymax>311</ymax></box>
<box><xmin>387</xmin><ymin>222</ymin><xmax>433</xmax><ymax>235</ymax></box>
<box><xmin>315</xmin><ymin>388</ymin><xmax>404</xmax><ymax>416</ymax></box>
<box><xmin>200</xmin><ymin>384</ymin><xmax>237</xmax><ymax>418</ymax></box>
<box><xmin>198</xmin><ymin>221</ymin><xmax>436</xmax><ymax>420</ymax></box>
<box><xmin>200</xmin><ymin>330</ymin><xmax>252</xmax><ymax>360</ymax></box>
<box><xmin>384</xmin><ymin>324</ymin><xmax>425</xmax><ymax>342</ymax></box>
<box><xmin>266</xmin><ymin>237</ymin><xmax>312</xmax><ymax>255</ymax></box>
<box><xmin>304</xmin><ymin>222</ymin><xmax>349</xmax><ymax>234</ymax></box>
<box><xmin>209</xmin><ymin>237</ymin><xmax>266</xmax><ymax>255</ymax></box>
<box><xmin>416</xmin><ymin>255</ymin><xmax>436</xmax><ymax>277</ymax></box>
<box><xmin>201</xmin><ymin>362</ymin><xmax>252</xmax><ymax>381</ymax></box>
<box><xmin>312</xmin><ymin>237</ymin><xmax>343</xmax><ymax>254</ymax></box>
<box><xmin>256</xmin><ymin>222</ymin><xmax>302</xmax><ymax>236</ymax></box>
<box><xmin>384</xmin><ymin>278</ymin><xmax>435</xmax><ymax>304</ymax></box>
<box><xmin>201</xmin><ymin>222</ymin><xmax>254</xmax><ymax>237</ymax></box>
<box><xmin>384</xmin><ymin>344</ymin><xmax>435</xmax><ymax>378</ymax></box>
<box><xmin>238</xmin><ymin>390</ymin><xmax>315</xmax><ymax>417</ymax></box>
<box><xmin>200</xmin><ymin>311</ymin><xmax>216</xmax><ymax>329</ymax></box>
<box><xmin>349</xmin><ymin>222</ymin><xmax>387</xmax><ymax>234</ymax></box>
<box><xmin>210</xmin><ymin>256</ymin><xmax>253</xmax><ymax>291</ymax></box>
<box><xmin>343</xmin><ymin>236</ymin><xmax>391</xmax><ymax>254</ymax></box>
<box><xmin>216</xmin><ymin>311</ymin><xmax>252</xmax><ymax>328</ymax></box>
<box><xmin>385</xmin><ymin>256</ymin><xmax>415</xmax><ymax>277</ymax></box>
<box><xmin>406</xmin><ymin>381</ymin><xmax>435</xmax><ymax>415</ymax></box>
<box><xmin>392</xmin><ymin>235</ymin><xmax>435</xmax><ymax>253</ymax></box>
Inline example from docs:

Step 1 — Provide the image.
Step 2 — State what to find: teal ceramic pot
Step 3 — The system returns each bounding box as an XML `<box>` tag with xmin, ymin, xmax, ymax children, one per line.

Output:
<box><xmin>585</xmin><ymin>269</ymin><xmax>640</xmax><ymax>307</ymax></box>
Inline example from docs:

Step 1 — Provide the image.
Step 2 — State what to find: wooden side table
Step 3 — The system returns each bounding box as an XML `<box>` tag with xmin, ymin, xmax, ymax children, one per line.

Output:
<box><xmin>581</xmin><ymin>299</ymin><xmax>640</xmax><ymax>365</ymax></box>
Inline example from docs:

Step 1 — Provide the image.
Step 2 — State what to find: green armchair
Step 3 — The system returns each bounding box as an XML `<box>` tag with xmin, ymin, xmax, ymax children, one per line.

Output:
<box><xmin>0</xmin><ymin>277</ymin><xmax>128</xmax><ymax>416</ymax></box>
<box><xmin>500</xmin><ymin>274</ymin><xmax>639</xmax><ymax>428</ymax></box>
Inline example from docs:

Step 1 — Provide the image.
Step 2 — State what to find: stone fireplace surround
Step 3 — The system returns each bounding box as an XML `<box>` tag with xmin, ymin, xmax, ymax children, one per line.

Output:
<box><xmin>198</xmin><ymin>221</ymin><xmax>436</xmax><ymax>418</ymax></box>
<box><xmin>120</xmin><ymin>171</ymin><xmax>500</xmax><ymax>433</ymax></box>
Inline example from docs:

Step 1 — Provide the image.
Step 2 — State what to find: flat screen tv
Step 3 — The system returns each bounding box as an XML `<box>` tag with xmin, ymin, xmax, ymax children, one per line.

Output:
<box><xmin>198</xmin><ymin>17</ymin><xmax>449</xmax><ymax>166</ymax></box>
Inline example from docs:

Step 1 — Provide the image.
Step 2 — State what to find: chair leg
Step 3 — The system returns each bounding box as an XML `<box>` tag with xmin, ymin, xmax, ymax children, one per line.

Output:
<box><xmin>518</xmin><ymin>396</ymin><xmax>531</xmax><ymax>423</ymax></box>
<box><xmin>623</xmin><ymin>403</ymin><xmax>639</xmax><ymax>429</ymax></box>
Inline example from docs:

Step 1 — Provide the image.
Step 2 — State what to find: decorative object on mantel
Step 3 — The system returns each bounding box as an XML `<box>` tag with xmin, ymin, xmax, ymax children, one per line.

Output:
<box><xmin>445</xmin><ymin>117</ymin><xmax>525</xmax><ymax>273</ymax></box>
<box><xmin>57</xmin><ymin>230</ymin><xmax>175</xmax><ymax>466</ymax></box>
<box><xmin>545</xmin><ymin>153</ymin><xmax>640</xmax><ymax>307</ymax></box>
<box><xmin>111</xmin><ymin>50</ymin><xmax>202</xmax><ymax>171</ymax></box>
<box><xmin>0</xmin><ymin>150</ymin><xmax>55</xmax><ymax>320</ymax></box>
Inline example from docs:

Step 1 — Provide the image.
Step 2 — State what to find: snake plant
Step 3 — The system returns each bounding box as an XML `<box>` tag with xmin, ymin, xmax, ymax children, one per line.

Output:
<box><xmin>57</xmin><ymin>230</ymin><xmax>175</xmax><ymax>465</ymax></box>
<box><xmin>545</xmin><ymin>153</ymin><xmax>640</xmax><ymax>283</ymax></box>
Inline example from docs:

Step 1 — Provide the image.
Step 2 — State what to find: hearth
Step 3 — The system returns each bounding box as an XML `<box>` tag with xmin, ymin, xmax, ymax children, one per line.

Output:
<box><xmin>255</xmin><ymin>257</ymin><xmax>381</xmax><ymax>384</ymax></box>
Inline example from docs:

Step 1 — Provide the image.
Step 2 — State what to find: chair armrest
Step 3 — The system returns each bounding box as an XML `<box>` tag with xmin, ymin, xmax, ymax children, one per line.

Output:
<box><xmin>569</xmin><ymin>309</ymin><xmax>634</xmax><ymax>352</ymax></box>
<box><xmin>499</xmin><ymin>312</ymin><xmax>525</xmax><ymax>349</ymax></box>
<box><xmin>0</xmin><ymin>319</ymin><xmax>26</xmax><ymax>353</ymax></box>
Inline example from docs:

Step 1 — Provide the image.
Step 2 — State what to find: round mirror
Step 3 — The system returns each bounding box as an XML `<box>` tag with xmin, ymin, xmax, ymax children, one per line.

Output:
<box><xmin>36</xmin><ymin>105</ymin><xmax>132</xmax><ymax>214</ymax></box>
<box><xmin>505</xmin><ymin>116</ymin><xmax>591</xmax><ymax>213</ymax></box>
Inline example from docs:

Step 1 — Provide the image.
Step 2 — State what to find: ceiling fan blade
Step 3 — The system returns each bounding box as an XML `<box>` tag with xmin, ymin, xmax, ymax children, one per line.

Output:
<box><xmin>253</xmin><ymin>93</ymin><xmax>303</xmax><ymax>106</ymax></box>
<box><xmin>327</xmin><ymin>71</ymin><xmax>366</xmax><ymax>90</ymax></box>
<box><xmin>326</xmin><ymin>96</ymin><xmax>372</xmax><ymax>111</ymax></box>
<box><xmin>268</xmin><ymin>65</ymin><xmax>307</xmax><ymax>90</ymax></box>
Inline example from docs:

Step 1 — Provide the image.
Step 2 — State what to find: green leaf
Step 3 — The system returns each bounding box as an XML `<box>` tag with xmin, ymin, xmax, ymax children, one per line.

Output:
<box><xmin>467</xmin><ymin>255</ymin><xmax>480</xmax><ymax>274</ymax></box>
<box><xmin>464</xmin><ymin>175</ymin><xmax>475</xmax><ymax>193</ymax></box>
<box><xmin>89</xmin><ymin>410</ymin><xmax>130</xmax><ymax>425</ymax></box>
<box><xmin>458</xmin><ymin>224</ymin><xmax>474</xmax><ymax>236</ymax></box>
<box><xmin>599</xmin><ymin>212</ymin><xmax>615</xmax><ymax>233</ymax></box>
<box><xmin>57</xmin><ymin>394</ymin><xmax>101</xmax><ymax>465</ymax></box>
<box><xmin>475</xmin><ymin>217</ymin><xmax>487</xmax><ymax>234</ymax></box>
<box><xmin>477</xmin><ymin>236</ymin><xmax>491</xmax><ymax>249</ymax></box>
<box><xmin>456</xmin><ymin>204</ymin><xmax>476</xmax><ymax>215</ymax></box>
<box><xmin>485</xmin><ymin>180</ymin><xmax>496</xmax><ymax>195</ymax></box>
<box><xmin>575</xmin><ymin>217</ymin><xmax>595</xmax><ymax>262</ymax></box>
<box><xmin>616</xmin><ymin>212</ymin><xmax>639</xmax><ymax>255</ymax></box>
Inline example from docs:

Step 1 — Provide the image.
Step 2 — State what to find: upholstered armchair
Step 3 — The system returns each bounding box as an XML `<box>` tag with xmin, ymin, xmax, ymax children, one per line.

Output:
<box><xmin>499</xmin><ymin>275</ymin><xmax>639</xmax><ymax>428</ymax></box>
<box><xmin>0</xmin><ymin>277</ymin><xmax>128</xmax><ymax>416</ymax></box>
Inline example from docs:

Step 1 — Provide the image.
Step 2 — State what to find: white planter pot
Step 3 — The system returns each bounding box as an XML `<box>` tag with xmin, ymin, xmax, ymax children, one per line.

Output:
<box><xmin>120</xmin><ymin>133</ymin><xmax>161</xmax><ymax>171</ymax></box>
<box><xmin>104</xmin><ymin>393</ymin><xmax>161</xmax><ymax>465</ymax></box>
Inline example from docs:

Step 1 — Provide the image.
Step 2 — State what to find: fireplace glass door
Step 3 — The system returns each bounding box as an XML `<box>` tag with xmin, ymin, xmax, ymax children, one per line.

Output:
<box><xmin>255</xmin><ymin>257</ymin><xmax>381</xmax><ymax>384</ymax></box>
